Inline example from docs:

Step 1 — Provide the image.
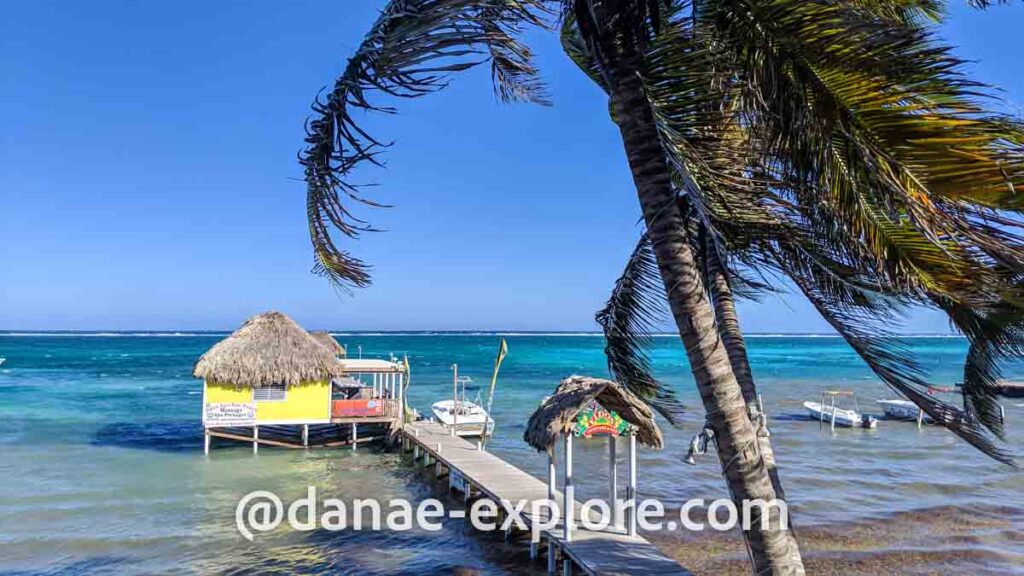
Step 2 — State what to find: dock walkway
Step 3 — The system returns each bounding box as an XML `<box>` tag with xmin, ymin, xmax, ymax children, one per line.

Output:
<box><xmin>401</xmin><ymin>420</ymin><xmax>690</xmax><ymax>576</ymax></box>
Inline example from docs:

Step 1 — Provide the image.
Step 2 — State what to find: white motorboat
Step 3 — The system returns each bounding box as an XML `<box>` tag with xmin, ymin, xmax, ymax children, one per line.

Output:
<box><xmin>431</xmin><ymin>398</ymin><xmax>495</xmax><ymax>437</ymax></box>
<box><xmin>432</xmin><ymin>346</ymin><xmax>507</xmax><ymax>439</ymax></box>
<box><xmin>805</xmin><ymin>390</ymin><xmax>877</xmax><ymax>429</ymax></box>
<box><xmin>877</xmin><ymin>399</ymin><xmax>930</xmax><ymax>422</ymax></box>
<box><xmin>0</xmin><ymin>358</ymin><xmax>5</xmax><ymax>366</ymax></box>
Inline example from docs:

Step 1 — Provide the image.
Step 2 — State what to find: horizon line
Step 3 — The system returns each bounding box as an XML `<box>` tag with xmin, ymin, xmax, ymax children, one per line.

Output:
<box><xmin>0</xmin><ymin>330</ymin><xmax>963</xmax><ymax>338</ymax></box>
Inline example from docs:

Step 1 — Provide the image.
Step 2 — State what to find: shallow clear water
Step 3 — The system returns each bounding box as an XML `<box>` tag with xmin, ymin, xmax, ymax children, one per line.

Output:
<box><xmin>1</xmin><ymin>334</ymin><xmax>1022</xmax><ymax>575</ymax></box>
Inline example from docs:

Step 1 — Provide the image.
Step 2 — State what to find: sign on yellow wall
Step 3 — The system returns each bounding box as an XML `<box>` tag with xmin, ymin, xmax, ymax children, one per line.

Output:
<box><xmin>204</xmin><ymin>402</ymin><xmax>256</xmax><ymax>427</ymax></box>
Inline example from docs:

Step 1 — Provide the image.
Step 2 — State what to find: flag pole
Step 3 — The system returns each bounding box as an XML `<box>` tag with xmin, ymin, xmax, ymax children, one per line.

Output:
<box><xmin>483</xmin><ymin>338</ymin><xmax>508</xmax><ymax>442</ymax></box>
<box><xmin>451</xmin><ymin>363</ymin><xmax>458</xmax><ymax>436</ymax></box>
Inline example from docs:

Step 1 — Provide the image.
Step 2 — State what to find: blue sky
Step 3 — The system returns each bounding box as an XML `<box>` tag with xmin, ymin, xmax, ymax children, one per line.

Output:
<box><xmin>2</xmin><ymin>2</ymin><xmax>1022</xmax><ymax>332</ymax></box>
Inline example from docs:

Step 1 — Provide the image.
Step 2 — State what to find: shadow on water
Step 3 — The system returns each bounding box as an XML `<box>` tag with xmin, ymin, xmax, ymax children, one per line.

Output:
<box><xmin>0</xmin><ymin>556</ymin><xmax>134</xmax><ymax>576</ymax></box>
<box><xmin>90</xmin><ymin>421</ymin><xmax>200</xmax><ymax>453</ymax></box>
<box><xmin>772</xmin><ymin>412</ymin><xmax>819</xmax><ymax>422</ymax></box>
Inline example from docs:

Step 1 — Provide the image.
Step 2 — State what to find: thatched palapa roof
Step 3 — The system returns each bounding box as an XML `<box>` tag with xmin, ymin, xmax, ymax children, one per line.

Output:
<box><xmin>524</xmin><ymin>375</ymin><xmax>663</xmax><ymax>452</ymax></box>
<box><xmin>310</xmin><ymin>331</ymin><xmax>346</xmax><ymax>357</ymax></box>
<box><xmin>193</xmin><ymin>311</ymin><xmax>344</xmax><ymax>387</ymax></box>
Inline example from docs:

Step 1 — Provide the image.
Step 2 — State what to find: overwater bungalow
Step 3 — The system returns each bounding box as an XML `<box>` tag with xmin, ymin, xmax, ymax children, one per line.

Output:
<box><xmin>194</xmin><ymin>311</ymin><xmax>405</xmax><ymax>453</ymax></box>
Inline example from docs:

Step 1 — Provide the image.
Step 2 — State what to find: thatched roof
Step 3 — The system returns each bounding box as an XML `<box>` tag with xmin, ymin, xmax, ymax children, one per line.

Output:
<box><xmin>310</xmin><ymin>331</ymin><xmax>346</xmax><ymax>357</ymax></box>
<box><xmin>524</xmin><ymin>375</ymin><xmax>663</xmax><ymax>452</ymax></box>
<box><xmin>193</xmin><ymin>311</ymin><xmax>344</xmax><ymax>387</ymax></box>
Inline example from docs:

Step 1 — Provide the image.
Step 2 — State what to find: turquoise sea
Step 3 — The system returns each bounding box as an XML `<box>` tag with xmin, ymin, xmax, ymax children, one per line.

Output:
<box><xmin>1</xmin><ymin>333</ymin><xmax>1023</xmax><ymax>575</ymax></box>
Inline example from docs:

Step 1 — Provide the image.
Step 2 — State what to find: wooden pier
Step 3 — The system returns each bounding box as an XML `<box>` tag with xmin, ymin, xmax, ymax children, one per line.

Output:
<box><xmin>401</xmin><ymin>420</ymin><xmax>690</xmax><ymax>576</ymax></box>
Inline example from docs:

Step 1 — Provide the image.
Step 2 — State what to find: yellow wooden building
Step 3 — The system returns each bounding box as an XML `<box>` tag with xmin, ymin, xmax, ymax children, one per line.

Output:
<box><xmin>194</xmin><ymin>311</ymin><xmax>405</xmax><ymax>453</ymax></box>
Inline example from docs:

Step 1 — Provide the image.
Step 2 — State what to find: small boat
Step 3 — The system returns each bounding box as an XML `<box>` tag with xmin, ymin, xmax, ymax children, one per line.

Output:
<box><xmin>431</xmin><ymin>399</ymin><xmax>495</xmax><ymax>437</ymax></box>
<box><xmin>876</xmin><ymin>399</ymin><xmax>930</xmax><ymax>422</ymax></box>
<box><xmin>0</xmin><ymin>358</ymin><xmax>5</xmax><ymax>366</ymax></box>
<box><xmin>805</xmin><ymin>390</ymin><xmax>877</xmax><ymax>429</ymax></box>
<box><xmin>994</xmin><ymin>380</ymin><xmax>1024</xmax><ymax>398</ymax></box>
<box><xmin>432</xmin><ymin>366</ymin><xmax>495</xmax><ymax>437</ymax></box>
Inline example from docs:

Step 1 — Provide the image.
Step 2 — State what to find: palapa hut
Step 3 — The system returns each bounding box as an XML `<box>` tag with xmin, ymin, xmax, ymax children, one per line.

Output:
<box><xmin>524</xmin><ymin>375</ymin><xmax>663</xmax><ymax>545</ymax></box>
<box><xmin>195</xmin><ymin>311</ymin><xmax>345</xmax><ymax>452</ymax></box>
<box><xmin>310</xmin><ymin>330</ymin><xmax>346</xmax><ymax>358</ymax></box>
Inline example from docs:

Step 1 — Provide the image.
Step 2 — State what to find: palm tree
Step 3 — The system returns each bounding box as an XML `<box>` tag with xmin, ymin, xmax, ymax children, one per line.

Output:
<box><xmin>299</xmin><ymin>1</ymin><xmax>1024</xmax><ymax>573</ymax></box>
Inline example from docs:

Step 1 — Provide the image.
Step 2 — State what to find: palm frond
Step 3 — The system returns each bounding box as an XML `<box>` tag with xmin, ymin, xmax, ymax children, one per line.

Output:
<box><xmin>779</xmin><ymin>246</ymin><xmax>1016</xmax><ymax>465</ymax></box>
<box><xmin>301</xmin><ymin>0</ymin><xmax>549</xmax><ymax>289</ymax></box>
<box><xmin>596</xmin><ymin>233</ymin><xmax>687</xmax><ymax>425</ymax></box>
<box><xmin>939</xmin><ymin>295</ymin><xmax>1024</xmax><ymax>438</ymax></box>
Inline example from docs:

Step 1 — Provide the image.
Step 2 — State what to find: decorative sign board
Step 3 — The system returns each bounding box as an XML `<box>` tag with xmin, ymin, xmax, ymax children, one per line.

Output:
<box><xmin>331</xmin><ymin>399</ymin><xmax>384</xmax><ymax>417</ymax></box>
<box><xmin>572</xmin><ymin>402</ymin><xmax>629</xmax><ymax>438</ymax></box>
<box><xmin>204</xmin><ymin>402</ymin><xmax>257</xmax><ymax>427</ymax></box>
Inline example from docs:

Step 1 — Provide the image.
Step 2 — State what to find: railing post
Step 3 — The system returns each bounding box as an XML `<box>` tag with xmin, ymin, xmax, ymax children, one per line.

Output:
<box><xmin>547</xmin><ymin>446</ymin><xmax>557</xmax><ymax>573</ymax></box>
<box><xmin>564</xmin><ymin>433</ymin><xmax>573</xmax><ymax>542</ymax></box>
<box><xmin>609</xmin><ymin>435</ymin><xmax>618</xmax><ymax>529</ymax></box>
<box><xmin>627</xmin><ymin>432</ymin><xmax>637</xmax><ymax>537</ymax></box>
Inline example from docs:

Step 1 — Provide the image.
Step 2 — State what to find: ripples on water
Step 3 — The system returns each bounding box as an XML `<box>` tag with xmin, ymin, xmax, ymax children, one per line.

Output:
<box><xmin>0</xmin><ymin>334</ymin><xmax>1022</xmax><ymax>574</ymax></box>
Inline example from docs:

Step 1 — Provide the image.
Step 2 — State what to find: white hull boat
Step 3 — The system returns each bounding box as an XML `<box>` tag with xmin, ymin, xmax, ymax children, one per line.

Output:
<box><xmin>877</xmin><ymin>399</ymin><xmax>930</xmax><ymax>422</ymax></box>
<box><xmin>804</xmin><ymin>401</ymin><xmax>877</xmax><ymax>429</ymax></box>
<box><xmin>431</xmin><ymin>399</ymin><xmax>495</xmax><ymax>437</ymax></box>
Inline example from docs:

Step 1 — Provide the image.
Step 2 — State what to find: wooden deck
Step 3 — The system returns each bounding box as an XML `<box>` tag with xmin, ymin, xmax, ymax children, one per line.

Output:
<box><xmin>402</xmin><ymin>420</ymin><xmax>690</xmax><ymax>576</ymax></box>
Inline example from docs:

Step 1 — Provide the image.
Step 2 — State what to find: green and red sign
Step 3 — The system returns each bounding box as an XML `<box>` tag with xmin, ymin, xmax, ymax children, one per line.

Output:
<box><xmin>572</xmin><ymin>402</ymin><xmax>629</xmax><ymax>438</ymax></box>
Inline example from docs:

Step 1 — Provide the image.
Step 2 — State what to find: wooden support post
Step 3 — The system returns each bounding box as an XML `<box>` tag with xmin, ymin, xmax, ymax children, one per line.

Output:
<box><xmin>548</xmin><ymin>450</ymin><xmax>556</xmax><ymax>497</ymax></box>
<box><xmin>253</xmin><ymin>426</ymin><xmax>259</xmax><ymax>455</ymax></box>
<box><xmin>547</xmin><ymin>449</ymin><xmax>556</xmax><ymax>522</ymax></box>
<box><xmin>530</xmin><ymin>541</ymin><xmax>537</xmax><ymax>560</ymax></box>
<box><xmin>204</xmin><ymin>430</ymin><xmax>210</xmax><ymax>455</ymax></box>
<box><xmin>352</xmin><ymin>422</ymin><xmax>358</xmax><ymax>451</ymax></box>
<box><xmin>414</xmin><ymin>444</ymin><xmax>420</xmax><ymax>461</ymax></box>
<box><xmin>917</xmin><ymin>409</ymin><xmax>924</xmax><ymax>429</ymax></box>
<box><xmin>547</xmin><ymin>540</ymin><xmax>556</xmax><ymax>574</ymax></box>
<box><xmin>609</xmin><ymin>435</ymin><xmax>618</xmax><ymax>528</ymax></box>
<box><xmin>627</xmin><ymin>432</ymin><xmax>637</xmax><ymax>537</ymax></box>
<box><xmin>302</xmin><ymin>424</ymin><xmax>309</xmax><ymax>447</ymax></box>
<box><xmin>564</xmin><ymin>433</ymin><xmax>573</xmax><ymax>542</ymax></box>
<box><xmin>563</xmin><ymin>557</ymin><xmax>571</xmax><ymax>576</ymax></box>
<box><xmin>397</xmin><ymin>372</ymin><xmax>404</xmax><ymax>426</ymax></box>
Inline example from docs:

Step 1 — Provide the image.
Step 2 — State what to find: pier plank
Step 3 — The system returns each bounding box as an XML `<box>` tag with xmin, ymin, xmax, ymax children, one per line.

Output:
<box><xmin>403</xmin><ymin>421</ymin><xmax>690</xmax><ymax>576</ymax></box>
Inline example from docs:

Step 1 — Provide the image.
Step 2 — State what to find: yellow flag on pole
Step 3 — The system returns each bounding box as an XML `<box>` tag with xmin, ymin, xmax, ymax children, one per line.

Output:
<box><xmin>484</xmin><ymin>338</ymin><xmax>508</xmax><ymax>433</ymax></box>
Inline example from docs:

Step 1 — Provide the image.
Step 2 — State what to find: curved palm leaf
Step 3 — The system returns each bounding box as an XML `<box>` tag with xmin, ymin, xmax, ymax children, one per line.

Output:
<box><xmin>595</xmin><ymin>233</ymin><xmax>687</xmax><ymax>425</ymax></box>
<box><xmin>301</xmin><ymin>0</ymin><xmax>548</xmax><ymax>289</ymax></box>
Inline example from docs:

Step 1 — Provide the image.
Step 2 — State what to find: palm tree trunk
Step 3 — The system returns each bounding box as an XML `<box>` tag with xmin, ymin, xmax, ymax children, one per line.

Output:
<box><xmin>704</xmin><ymin>237</ymin><xmax>788</xmax><ymax>502</ymax></box>
<box><xmin>609</xmin><ymin>62</ymin><xmax>804</xmax><ymax>575</ymax></box>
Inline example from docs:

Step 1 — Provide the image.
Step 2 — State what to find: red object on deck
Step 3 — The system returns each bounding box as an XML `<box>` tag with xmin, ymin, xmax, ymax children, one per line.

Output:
<box><xmin>332</xmin><ymin>399</ymin><xmax>384</xmax><ymax>418</ymax></box>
